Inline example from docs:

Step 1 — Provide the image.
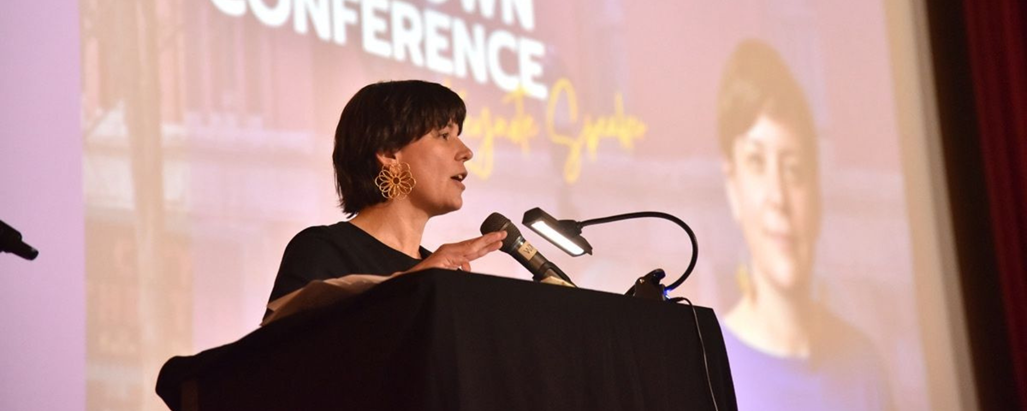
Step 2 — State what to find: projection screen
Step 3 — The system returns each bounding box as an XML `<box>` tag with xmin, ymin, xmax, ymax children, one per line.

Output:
<box><xmin>0</xmin><ymin>0</ymin><xmax>977</xmax><ymax>410</ymax></box>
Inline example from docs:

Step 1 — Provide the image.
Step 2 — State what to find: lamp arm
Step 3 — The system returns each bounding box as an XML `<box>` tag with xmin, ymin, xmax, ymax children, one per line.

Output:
<box><xmin>578</xmin><ymin>212</ymin><xmax>698</xmax><ymax>291</ymax></box>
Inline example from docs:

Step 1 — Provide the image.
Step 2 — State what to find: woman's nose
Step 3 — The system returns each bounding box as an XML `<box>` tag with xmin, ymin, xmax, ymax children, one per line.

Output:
<box><xmin>765</xmin><ymin>163</ymin><xmax>789</xmax><ymax>210</ymax></box>
<box><xmin>456</xmin><ymin>137</ymin><xmax>473</xmax><ymax>162</ymax></box>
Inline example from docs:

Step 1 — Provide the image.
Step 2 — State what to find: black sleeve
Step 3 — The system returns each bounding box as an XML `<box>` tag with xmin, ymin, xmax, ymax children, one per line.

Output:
<box><xmin>266</xmin><ymin>227</ymin><xmax>353</xmax><ymax>304</ymax></box>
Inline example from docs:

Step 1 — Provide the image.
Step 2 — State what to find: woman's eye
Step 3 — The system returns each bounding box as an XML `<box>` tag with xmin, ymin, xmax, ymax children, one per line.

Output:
<box><xmin>438</xmin><ymin>132</ymin><xmax>450</xmax><ymax>140</ymax></box>
<box><xmin>783</xmin><ymin>165</ymin><xmax>799</xmax><ymax>183</ymax></box>
<box><xmin>784</xmin><ymin>165</ymin><xmax>799</xmax><ymax>182</ymax></box>
<box><xmin>782</xmin><ymin>158</ymin><xmax>807</xmax><ymax>184</ymax></box>
<box><xmin>745</xmin><ymin>153</ymin><xmax>764</xmax><ymax>173</ymax></box>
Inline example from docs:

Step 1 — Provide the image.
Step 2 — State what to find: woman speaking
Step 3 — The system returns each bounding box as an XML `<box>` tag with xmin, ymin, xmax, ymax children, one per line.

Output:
<box><xmin>264</xmin><ymin>80</ymin><xmax>506</xmax><ymax>319</ymax></box>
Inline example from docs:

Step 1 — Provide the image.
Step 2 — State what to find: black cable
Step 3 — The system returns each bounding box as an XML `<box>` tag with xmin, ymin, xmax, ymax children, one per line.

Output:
<box><xmin>578</xmin><ymin>211</ymin><xmax>698</xmax><ymax>291</ymax></box>
<box><xmin>679</xmin><ymin>297</ymin><xmax>719</xmax><ymax>411</ymax></box>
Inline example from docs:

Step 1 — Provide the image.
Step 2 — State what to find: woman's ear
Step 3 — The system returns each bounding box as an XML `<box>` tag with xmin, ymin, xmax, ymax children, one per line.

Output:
<box><xmin>376</xmin><ymin>150</ymin><xmax>398</xmax><ymax>167</ymax></box>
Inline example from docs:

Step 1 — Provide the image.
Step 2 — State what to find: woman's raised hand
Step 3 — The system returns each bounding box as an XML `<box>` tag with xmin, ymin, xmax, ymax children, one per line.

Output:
<box><xmin>399</xmin><ymin>230</ymin><xmax>507</xmax><ymax>275</ymax></box>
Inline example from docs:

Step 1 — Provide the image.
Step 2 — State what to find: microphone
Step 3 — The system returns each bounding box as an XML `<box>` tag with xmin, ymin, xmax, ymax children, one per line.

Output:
<box><xmin>481</xmin><ymin>213</ymin><xmax>575</xmax><ymax>287</ymax></box>
<box><xmin>0</xmin><ymin>219</ymin><xmax>39</xmax><ymax>261</ymax></box>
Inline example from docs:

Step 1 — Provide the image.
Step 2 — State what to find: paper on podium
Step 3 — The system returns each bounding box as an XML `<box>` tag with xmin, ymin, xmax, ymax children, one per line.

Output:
<box><xmin>262</xmin><ymin>274</ymin><xmax>390</xmax><ymax>326</ymax></box>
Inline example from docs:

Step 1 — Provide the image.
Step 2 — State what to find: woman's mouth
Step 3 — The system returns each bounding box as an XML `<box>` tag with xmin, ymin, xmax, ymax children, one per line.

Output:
<box><xmin>764</xmin><ymin>230</ymin><xmax>796</xmax><ymax>252</ymax></box>
<box><xmin>451</xmin><ymin>173</ymin><xmax>467</xmax><ymax>189</ymax></box>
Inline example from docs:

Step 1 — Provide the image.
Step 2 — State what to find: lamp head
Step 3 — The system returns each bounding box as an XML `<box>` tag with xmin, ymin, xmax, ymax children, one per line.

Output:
<box><xmin>522</xmin><ymin>207</ymin><xmax>593</xmax><ymax>256</ymax></box>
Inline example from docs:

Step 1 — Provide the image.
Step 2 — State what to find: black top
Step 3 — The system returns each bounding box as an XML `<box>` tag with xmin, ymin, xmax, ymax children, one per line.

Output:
<box><xmin>266</xmin><ymin>221</ymin><xmax>431</xmax><ymax>317</ymax></box>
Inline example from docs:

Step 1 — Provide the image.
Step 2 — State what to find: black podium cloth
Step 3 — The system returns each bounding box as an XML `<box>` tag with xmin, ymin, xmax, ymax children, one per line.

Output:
<box><xmin>157</xmin><ymin>270</ymin><xmax>737</xmax><ymax>411</ymax></box>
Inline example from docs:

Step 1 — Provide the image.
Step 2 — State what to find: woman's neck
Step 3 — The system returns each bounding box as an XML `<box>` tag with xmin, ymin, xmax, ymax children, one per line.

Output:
<box><xmin>349</xmin><ymin>202</ymin><xmax>429</xmax><ymax>259</ymax></box>
<box><xmin>725</xmin><ymin>263</ymin><xmax>813</xmax><ymax>358</ymax></box>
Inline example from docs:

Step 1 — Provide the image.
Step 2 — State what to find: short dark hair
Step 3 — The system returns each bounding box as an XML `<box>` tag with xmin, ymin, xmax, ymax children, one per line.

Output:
<box><xmin>716</xmin><ymin>40</ymin><xmax>817</xmax><ymax>159</ymax></box>
<box><xmin>333</xmin><ymin>80</ymin><xmax>466</xmax><ymax>216</ymax></box>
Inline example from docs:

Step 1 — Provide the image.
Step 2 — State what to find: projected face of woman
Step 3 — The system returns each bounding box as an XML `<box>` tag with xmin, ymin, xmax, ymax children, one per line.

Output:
<box><xmin>393</xmin><ymin>122</ymin><xmax>473</xmax><ymax>216</ymax></box>
<box><xmin>725</xmin><ymin>113</ymin><xmax>821</xmax><ymax>296</ymax></box>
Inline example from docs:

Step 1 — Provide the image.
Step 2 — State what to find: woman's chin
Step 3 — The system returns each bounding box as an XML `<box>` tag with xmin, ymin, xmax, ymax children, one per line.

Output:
<box><xmin>769</xmin><ymin>276</ymin><xmax>811</xmax><ymax>298</ymax></box>
<box><xmin>430</xmin><ymin>199</ymin><xmax>463</xmax><ymax>216</ymax></box>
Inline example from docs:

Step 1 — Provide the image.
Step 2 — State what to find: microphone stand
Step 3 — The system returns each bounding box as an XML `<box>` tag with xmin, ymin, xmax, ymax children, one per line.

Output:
<box><xmin>627</xmin><ymin>269</ymin><xmax>667</xmax><ymax>301</ymax></box>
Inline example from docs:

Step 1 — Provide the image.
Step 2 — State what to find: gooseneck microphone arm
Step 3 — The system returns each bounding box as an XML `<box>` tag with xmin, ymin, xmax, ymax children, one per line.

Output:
<box><xmin>577</xmin><ymin>211</ymin><xmax>697</xmax><ymax>292</ymax></box>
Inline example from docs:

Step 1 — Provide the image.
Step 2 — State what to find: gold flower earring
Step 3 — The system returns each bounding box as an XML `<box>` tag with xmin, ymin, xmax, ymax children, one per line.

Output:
<box><xmin>375</xmin><ymin>162</ymin><xmax>416</xmax><ymax>200</ymax></box>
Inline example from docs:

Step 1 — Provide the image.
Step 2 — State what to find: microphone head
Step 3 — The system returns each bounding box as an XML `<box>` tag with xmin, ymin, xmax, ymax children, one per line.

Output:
<box><xmin>480</xmin><ymin>212</ymin><xmax>521</xmax><ymax>252</ymax></box>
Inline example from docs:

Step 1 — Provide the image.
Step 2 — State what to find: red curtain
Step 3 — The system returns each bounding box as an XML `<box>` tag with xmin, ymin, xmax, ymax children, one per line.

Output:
<box><xmin>961</xmin><ymin>0</ymin><xmax>1027</xmax><ymax>408</ymax></box>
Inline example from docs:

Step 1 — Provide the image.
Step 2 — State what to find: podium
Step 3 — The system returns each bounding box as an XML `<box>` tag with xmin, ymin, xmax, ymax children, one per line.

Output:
<box><xmin>156</xmin><ymin>270</ymin><xmax>737</xmax><ymax>410</ymax></box>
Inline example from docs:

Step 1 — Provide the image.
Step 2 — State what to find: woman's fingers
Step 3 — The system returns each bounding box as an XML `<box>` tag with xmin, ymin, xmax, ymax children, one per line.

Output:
<box><xmin>465</xmin><ymin>230</ymin><xmax>506</xmax><ymax>255</ymax></box>
<box><xmin>439</xmin><ymin>256</ymin><xmax>469</xmax><ymax>272</ymax></box>
<box><xmin>464</xmin><ymin>233</ymin><xmax>504</xmax><ymax>260</ymax></box>
<box><xmin>438</xmin><ymin>231</ymin><xmax>506</xmax><ymax>271</ymax></box>
<box><xmin>439</xmin><ymin>232</ymin><xmax>501</xmax><ymax>257</ymax></box>
<box><xmin>403</xmin><ymin>231</ymin><xmax>508</xmax><ymax>274</ymax></box>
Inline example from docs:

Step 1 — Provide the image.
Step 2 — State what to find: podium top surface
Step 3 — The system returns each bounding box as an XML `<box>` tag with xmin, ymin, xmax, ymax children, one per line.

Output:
<box><xmin>157</xmin><ymin>269</ymin><xmax>736</xmax><ymax>411</ymax></box>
